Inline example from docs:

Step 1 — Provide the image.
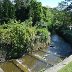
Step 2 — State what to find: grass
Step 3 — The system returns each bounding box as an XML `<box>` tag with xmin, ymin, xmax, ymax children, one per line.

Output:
<box><xmin>58</xmin><ymin>62</ymin><xmax>72</xmax><ymax>72</ymax></box>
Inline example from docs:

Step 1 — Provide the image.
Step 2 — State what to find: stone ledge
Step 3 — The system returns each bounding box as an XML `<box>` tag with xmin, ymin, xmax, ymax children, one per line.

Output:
<box><xmin>45</xmin><ymin>55</ymin><xmax>72</xmax><ymax>72</ymax></box>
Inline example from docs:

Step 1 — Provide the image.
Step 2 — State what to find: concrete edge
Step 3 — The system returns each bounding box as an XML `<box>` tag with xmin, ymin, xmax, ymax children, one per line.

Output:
<box><xmin>44</xmin><ymin>55</ymin><xmax>72</xmax><ymax>72</ymax></box>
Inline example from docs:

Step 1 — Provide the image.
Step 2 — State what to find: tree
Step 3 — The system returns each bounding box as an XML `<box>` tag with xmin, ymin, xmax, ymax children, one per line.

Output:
<box><xmin>0</xmin><ymin>0</ymin><xmax>3</xmax><ymax>24</ymax></box>
<box><xmin>14</xmin><ymin>0</ymin><xmax>31</xmax><ymax>9</ymax></box>
<box><xmin>14</xmin><ymin>0</ymin><xmax>31</xmax><ymax>21</ymax></box>
<box><xmin>42</xmin><ymin>7</ymin><xmax>53</xmax><ymax>27</ymax></box>
<box><xmin>30</xmin><ymin>0</ymin><xmax>43</xmax><ymax>25</ymax></box>
<box><xmin>57</xmin><ymin>1</ymin><xmax>68</xmax><ymax>10</ymax></box>
<box><xmin>0</xmin><ymin>0</ymin><xmax>15</xmax><ymax>24</ymax></box>
<box><xmin>15</xmin><ymin>6</ymin><xmax>30</xmax><ymax>21</ymax></box>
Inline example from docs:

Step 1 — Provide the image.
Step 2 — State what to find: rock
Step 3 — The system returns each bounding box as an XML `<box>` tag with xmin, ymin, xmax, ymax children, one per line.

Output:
<box><xmin>50</xmin><ymin>45</ymin><xmax>54</xmax><ymax>47</ymax></box>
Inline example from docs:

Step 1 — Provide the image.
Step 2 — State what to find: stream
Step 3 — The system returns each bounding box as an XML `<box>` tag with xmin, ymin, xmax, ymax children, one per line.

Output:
<box><xmin>0</xmin><ymin>34</ymin><xmax>72</xmax><ymax>72</ymax></box>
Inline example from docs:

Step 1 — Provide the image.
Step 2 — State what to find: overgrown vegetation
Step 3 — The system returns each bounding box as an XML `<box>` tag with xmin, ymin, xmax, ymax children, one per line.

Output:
<box><xmin>0</xmin><ymin>0</ymin><xmax>52</xmax><ymax>59</ymax></box>
<box><xmin>0</xmin><ymin>0</ymin><xmax>72</xmax><ymax>59</ymax></box>
<box><xmin>0</xmin><ymin>19</ymin><xmax>50</xmax><ymax>59</ymax></box>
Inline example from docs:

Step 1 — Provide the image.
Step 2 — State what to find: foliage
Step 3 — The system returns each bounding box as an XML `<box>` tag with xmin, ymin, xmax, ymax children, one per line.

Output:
<box><xmin>35</xmin><ymin>20</ymin><xmax>47</xmax><ymax>28</ymax></box>
<box><xmin>0</xmin><ymin>20</ymin><xmax>49</xmax><ymax>59</ymax></box>
<box><xmin>0</xmin><ymin>0</ymin><xmax>54</xmax><ymax>28</ymax></box>
<box><xmin>36</xmin><ymin>28</ymin><xmax>49</xmax><ymax>43</ymax></box>
<box><xmin>0</xmin><ymin>0</ymin><xmax>52</xmax><ymax>59</ymax></box>
<box><xmin>0</xmin><ymin>0</ymin><xmax>15</xmax><ymax>24</ymax></box>
<box><xmin>30</xmin><ymin>0</ymin><xmax>43</xmax><ymax>25</ymax></box>
<box><xmin>48</xmin><ymin>8</ymin><xmax>72</xmax><ymax>32</ymax></box>
<box><xmin>42</xmin><ymin>7</ymin><xmax>54</xmax><ymax>27</ymax></box>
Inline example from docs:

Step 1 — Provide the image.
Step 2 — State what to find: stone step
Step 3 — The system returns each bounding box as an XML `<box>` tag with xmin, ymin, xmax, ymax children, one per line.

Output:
<box><xmin>28</xmin><ymin>53</ymin><xmax>53</xmax><ymax>66</ymax></box>
<box><xmin>44</xmin><ymin>55</ymin><xmax>72</xmax><ymax>72</ymax></box>
<box><xmin>12</xmin><ymin>59</ymin><xmax>31</xmax><ymax>72</ymax></box>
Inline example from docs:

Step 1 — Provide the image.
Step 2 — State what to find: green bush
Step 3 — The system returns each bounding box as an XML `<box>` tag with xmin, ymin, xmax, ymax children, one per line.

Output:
<box><xmin>36</xmin><ymin>28</ymin><xmax>49</xmax><ymax>43</ymax></box>
<box><xmin>0</xmin><ymin>20</ymin><xmax>50</xmax><ymax>59</ymax></box>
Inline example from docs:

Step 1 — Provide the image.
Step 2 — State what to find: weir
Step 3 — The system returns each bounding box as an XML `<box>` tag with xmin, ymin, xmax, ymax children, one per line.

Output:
<box><xmin>12</xmin><ymin>59</ymin><xmax>30</xmax><ymax>72</ymax></box>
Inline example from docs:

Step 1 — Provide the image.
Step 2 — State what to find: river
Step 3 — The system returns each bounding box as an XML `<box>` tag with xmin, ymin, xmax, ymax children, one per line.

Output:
<box><xmin>0</xmin><ymin>34</ymin><xmax>72</xmax><ymax>72</ymax></box>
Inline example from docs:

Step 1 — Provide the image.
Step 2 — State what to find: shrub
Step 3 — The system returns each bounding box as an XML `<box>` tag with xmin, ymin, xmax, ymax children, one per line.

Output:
<box><xmin>36</xmin><ymin>28</ymin><xmax>49</xmax><ymax>43</ymax></box>
<box><xmin>0</xmin><ymin>20</ymin><xmax>50</xmax><ymax>59</ymax></box>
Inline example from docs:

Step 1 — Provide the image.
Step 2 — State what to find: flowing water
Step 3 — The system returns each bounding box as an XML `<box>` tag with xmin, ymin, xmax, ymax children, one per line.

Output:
<box><xmin>0</xmin><ymin>34</ymin><xmax>72</xmax><ymax>72</ymax></box>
